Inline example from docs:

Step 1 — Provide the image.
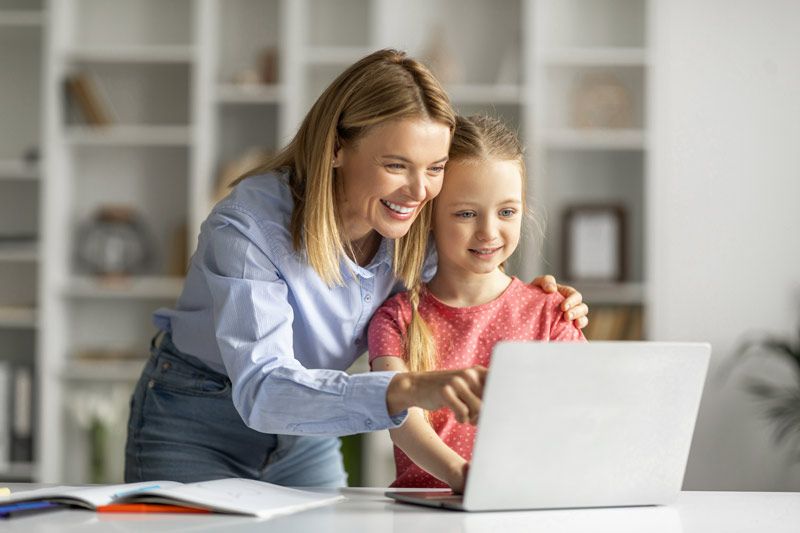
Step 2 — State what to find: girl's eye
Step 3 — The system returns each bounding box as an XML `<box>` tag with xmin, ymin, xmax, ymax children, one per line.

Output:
<box><xmin>499</xmin><ymin>208</ymin><xmax>517</xmax><ymax>217</ymax></box>
<box><xmin>455</xmin><ymin>211</ymin><xmax>476</xmax><ymax>219</ymax></box>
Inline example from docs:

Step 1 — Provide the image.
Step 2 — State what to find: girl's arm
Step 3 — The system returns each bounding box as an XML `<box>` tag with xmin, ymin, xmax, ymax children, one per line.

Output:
<box><xmin>372</xmin><ymin>356</ymin><xmax>470</xmax><ymax>493</ymax></box>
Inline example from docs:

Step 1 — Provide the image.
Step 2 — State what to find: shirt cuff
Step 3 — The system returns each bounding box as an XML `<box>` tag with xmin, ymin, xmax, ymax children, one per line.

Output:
<box><xmin>345</xmin><ymin>371</ymin><xmax>409</xmax><ymax>432</ymax></box>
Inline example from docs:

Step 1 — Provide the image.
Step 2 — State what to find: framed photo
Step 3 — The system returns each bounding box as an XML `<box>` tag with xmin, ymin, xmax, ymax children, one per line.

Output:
<box><xmin>562</xmin><ymin>205</ymin><xmax>627</xmax><ymax>282</ymax></box>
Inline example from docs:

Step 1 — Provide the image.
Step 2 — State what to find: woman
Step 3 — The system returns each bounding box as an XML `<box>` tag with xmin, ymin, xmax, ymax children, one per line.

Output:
<box><xmin>124</xmin><ymin>49</ymin><xmax>588</xmax><ymax>487</ymax></box>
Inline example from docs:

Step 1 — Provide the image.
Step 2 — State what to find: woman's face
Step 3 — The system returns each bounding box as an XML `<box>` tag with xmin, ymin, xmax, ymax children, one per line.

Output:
<box><xmin>334</xmin><ymin>118</ymin><xmax>451</xmax><ymax>242</ymax></box>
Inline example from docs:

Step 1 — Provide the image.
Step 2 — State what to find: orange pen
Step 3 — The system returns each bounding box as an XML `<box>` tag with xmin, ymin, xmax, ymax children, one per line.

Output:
<box><xmin>96</xmin><ymin>503</ymin><xmax>211</xmax><ymax>514</ymax></box>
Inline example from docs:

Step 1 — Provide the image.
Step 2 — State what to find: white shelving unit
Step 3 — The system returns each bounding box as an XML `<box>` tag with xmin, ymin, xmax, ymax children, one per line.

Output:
<box><xmin>28</xmin><ymin>0</ymin><xmax>653</xmax><ymax>484</ymax></box>
<box><xmin>0</xmin><ymin>0</ymin><xmax>44</xmax><ymax>481</ymax></box>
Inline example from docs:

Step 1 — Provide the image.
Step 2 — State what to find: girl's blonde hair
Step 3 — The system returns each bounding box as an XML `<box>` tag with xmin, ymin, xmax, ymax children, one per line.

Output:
<box><xmin>405</xmin><ymin>114</ymin><xmax>527</xmax><ymax>375</ymax></box>
<box><xmin>233</xmin><ymin>49</ymin><xmax>455</xmax><ymax>287</ymax></box>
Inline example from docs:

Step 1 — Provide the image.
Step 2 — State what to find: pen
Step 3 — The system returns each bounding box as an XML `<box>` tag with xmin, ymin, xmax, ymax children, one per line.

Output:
<box><xmin>112</xmin><ymin>484</ymin><xmax>161</xmax><ymax>499</ymax></box>
<box><xmin>0</xmin><ymin>501</ymin><xmax>66</xmax><ymax>519</ymax></box>
<box><xmin>97</xmin><ymin>503</ymin><xmax>211</xmax><ymax>514</ymax></box>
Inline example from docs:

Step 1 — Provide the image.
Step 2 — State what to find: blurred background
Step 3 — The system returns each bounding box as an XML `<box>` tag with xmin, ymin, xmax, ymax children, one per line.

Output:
<box><xmin>0</xmin><ymin>0</ymin><xmax>798</xmax><ymax>489</ymax></box>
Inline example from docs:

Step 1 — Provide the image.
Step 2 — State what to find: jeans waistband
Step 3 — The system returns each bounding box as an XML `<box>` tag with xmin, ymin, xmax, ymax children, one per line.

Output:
<box><xmin>151</xmin><ymin>331</ymin><xmax>229</xmax><ymax>381</ymax></box>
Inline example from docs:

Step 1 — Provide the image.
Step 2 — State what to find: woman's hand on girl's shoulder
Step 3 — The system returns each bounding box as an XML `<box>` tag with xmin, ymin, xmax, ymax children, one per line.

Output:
<box><xmin>531</xmin><ymin>275</ymin><xmax>589</xmax><ymax>330</ymax></box>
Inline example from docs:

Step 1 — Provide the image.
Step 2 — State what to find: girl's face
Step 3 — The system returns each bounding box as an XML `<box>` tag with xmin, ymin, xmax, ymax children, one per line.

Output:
<box><xmin>334</xmin><ymin>118</ymin><xmax>451</xmax><ymax>242</ymax></box>
<box><xmin>432</xmin><ymin>158</ymin><xmax>524</xmax><ymax>276</ymax></box>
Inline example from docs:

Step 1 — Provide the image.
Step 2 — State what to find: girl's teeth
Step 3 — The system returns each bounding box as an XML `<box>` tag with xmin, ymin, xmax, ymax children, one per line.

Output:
<box><xmin>382</xmin><ymin>200</ymin><xmax>414</xmax><ymax>214</ymax></box>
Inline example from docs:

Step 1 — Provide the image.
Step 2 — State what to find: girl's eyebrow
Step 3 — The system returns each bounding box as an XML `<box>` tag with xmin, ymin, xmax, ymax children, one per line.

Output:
<box><xmin>381</xmin><ymin>155</ymin><xmax>449</xmax><ymax>164</ymax></box>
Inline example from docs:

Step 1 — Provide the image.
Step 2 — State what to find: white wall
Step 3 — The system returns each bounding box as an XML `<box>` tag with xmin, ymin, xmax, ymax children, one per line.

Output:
<box><xmin>651</xmin><ymin>0</ymin><xmax>800</xmax><ymax>490</ymax></box>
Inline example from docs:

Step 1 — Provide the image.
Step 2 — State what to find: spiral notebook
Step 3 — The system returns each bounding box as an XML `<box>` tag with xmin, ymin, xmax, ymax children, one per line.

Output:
<box><xmin>0</xmin><ymin>478</ymin><xmax>343</xmax><ymax>519</ymax></box>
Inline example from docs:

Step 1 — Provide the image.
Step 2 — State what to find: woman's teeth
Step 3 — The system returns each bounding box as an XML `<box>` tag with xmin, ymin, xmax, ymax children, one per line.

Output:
<box><xmin>381</xmin><ymin>200</ymin><xmax>415</xmax><ymax>214</ymax></box>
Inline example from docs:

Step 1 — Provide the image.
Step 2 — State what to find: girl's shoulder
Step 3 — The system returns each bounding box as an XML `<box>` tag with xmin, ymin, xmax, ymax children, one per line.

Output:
<box><xmin>511</xmin><ymin>278</ymin><xmax>568</xmax><ymax>316</ymax></box>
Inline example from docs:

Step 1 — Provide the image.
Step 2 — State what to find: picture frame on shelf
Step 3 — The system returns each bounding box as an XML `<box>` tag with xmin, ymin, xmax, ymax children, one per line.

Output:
<box><xmin>562</xmin><ymin>204</ymin><xmax>627</xmax><ymax>282</ymax></box>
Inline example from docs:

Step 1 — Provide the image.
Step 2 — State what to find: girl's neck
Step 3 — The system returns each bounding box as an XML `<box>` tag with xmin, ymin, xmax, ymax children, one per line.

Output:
<box><xmin>426</xmin><ymin>266</ymin><xmax>513</xmax><ymax>307</ymax></box>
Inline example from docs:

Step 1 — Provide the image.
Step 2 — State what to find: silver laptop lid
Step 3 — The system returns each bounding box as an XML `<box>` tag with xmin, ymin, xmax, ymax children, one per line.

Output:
<box><xmin>464</xmin><ymin>341</ymin><xmax>710</xmax><ymax>511</ymax></box>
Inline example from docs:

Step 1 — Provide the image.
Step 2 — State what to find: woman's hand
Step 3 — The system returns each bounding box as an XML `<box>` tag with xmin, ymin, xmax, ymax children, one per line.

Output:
<box><xmin>532</xmin><ymin>275</ymin><xmax>589</xmax><ymax>329</ymax></box>
<box><xmin>386</xmin><ymin>366</ymin><xmax>487</xmax><ymax>424</ymax></box>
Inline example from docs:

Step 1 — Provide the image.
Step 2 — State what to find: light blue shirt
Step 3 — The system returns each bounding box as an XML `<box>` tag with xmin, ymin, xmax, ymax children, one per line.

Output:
<box><xmin>154</xmin><ymin>171</ymin><xmax>432</xmax><ymax>437</ymax></box>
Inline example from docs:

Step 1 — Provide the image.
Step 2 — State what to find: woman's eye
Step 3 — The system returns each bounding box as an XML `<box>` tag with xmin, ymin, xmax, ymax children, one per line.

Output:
<box><xmin>385</xmin><ymin>163</ymin><xmax>405</xmax><ymax>170</ymax></box>
<box><xmin>428</xmin><ymin>165</ymin><xmax>445</xmax><ymax>174</ymax></box>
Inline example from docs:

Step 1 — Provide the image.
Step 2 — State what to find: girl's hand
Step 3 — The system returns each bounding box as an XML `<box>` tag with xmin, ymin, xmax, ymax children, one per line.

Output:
<box><xmin>386</xmin><ymin>366</ymin><xmax>487</xmax><ymax>424</ymax></box>
<box><xmin>532</xmin><ymin>275</ymin><xmax>589</xmax><ymax>329</ymax></box>
<box><xmin>447</xmin><ymin>461</ymin><xmax>470</xmax><ymax>494</ymax></box>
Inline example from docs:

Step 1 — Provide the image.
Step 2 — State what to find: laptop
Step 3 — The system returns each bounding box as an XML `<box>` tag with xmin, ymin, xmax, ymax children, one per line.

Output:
<box><xmin>386</xmin><ymin>341</ymin><xmax>710</xmax><ymax>511</ymax></box>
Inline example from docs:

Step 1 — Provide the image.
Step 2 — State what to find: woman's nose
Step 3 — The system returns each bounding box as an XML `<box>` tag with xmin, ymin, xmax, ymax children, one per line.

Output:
<box><xmin>405</xmin><ymin>171</ymin><xmax>427</xmax><ymax>201</ymax></box>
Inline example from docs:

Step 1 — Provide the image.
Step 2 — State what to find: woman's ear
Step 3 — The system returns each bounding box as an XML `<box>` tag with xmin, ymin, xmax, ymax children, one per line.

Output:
<box><xmin>332</xmin><ymin>140</ymin><xmax>343</xmax><ymax>168</ymax></box>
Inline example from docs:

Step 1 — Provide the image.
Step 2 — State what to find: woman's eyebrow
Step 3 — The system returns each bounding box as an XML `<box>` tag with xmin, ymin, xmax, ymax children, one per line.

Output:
<box><xmin>381</xmin><ymin>154</ymin><xmax>449</xmax><ymax>164</ymax></box>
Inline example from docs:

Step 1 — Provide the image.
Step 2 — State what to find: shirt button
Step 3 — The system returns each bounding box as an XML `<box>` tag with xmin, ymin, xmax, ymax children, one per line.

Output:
<box><xmin>147</xmin><ymin>379</ymin><xmax>155</xmax><ymax>389</ymax></box>
<box><xmin>365</xmin><ymin>419</ymin><xmax>374</xmax><ymax>429</ymax></box>
<box><xmin>161</xmin><ymin>362</ymin><xmax>171</xmax><ymax>371</ymax></box>
<box><xmin>364</xmin><ymin>294</ymin><xmax>372</xmax><ymax>303</ymax></box>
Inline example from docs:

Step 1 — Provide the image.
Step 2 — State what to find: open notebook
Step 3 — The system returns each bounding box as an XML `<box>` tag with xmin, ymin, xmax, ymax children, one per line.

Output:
<box><xmin>0</xmin><ymin>478</ymin><xmax>344</xmax><ymax>518</ymax></box>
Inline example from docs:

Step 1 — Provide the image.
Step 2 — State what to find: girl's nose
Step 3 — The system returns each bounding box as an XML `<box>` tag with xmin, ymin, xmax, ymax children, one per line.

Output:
<box><xmin>476</xmin><ymin>219</ymin><xmax>498</xmax><ymax>242</ymax></box>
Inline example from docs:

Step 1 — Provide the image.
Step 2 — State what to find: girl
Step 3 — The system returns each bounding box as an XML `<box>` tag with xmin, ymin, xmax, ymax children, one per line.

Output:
<box><xmin>369</xmin><ymin>115</ymin><xmax>587</xmax><ymax>492</ymax></box>
<box><xmin>125</xmin><ymin>50</ymin><xmax>588</xmax><ymax>487</ymax></box>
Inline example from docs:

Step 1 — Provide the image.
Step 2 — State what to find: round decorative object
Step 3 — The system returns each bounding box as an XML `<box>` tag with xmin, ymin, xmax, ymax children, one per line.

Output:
<box><xmin>76</xmin><ymin>206</ymin><xmax>155</xmax><ymax>277</ymax></box>
<box><xmin>572</xmin><ymin>73</ymin><xmax>633</xmax><ymax>129</ymax></box>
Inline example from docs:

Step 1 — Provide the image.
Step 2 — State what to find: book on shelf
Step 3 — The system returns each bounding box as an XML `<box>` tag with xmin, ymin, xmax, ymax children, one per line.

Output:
<box><xmin>64</xmin><ymin>72</ymin><xmax>116</xmax><ymax>126</ymax></box>
<box><xmin>0</xmin><ymin>361</ymin><xmax>10</xmax><ymax>469</ymax></box>
<box><xmin>0</xmin><ymin>478</ymin><xmax>344</xmax><ymax>518</ymax></box>
<box><xmin>10</xmin><ymin>364</ymin><xmax>33</xmax><ymax>463</ymax></box>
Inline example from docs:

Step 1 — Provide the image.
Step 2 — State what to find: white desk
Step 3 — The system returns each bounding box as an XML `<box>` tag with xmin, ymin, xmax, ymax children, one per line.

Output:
<box><xmin>2</xmin><ymin>486</ymin><xmax>799</xmax><ymax>532</ymax></box>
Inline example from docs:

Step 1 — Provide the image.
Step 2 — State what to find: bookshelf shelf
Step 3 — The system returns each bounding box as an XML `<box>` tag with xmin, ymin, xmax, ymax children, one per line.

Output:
<box><xmin>540</xmin><ymin>129</ymin><xmax>646</xmax><ymax>150</ymax></box>
<box><xmin>0</xmin><ymin>11</ymin><xmax>44</xmax><ymax>28</ymax></box>
<box><xmin>0</xmin><ymin>305</ymin><xmax>37</xmax><ymax>329</ymax></box>
<box><xmin>447</xmin><ymin>84</ymin><xmax>525</xmax><ymax>106</ymax></box>
<box><xmin>62</xmin><ymin>360</ymin><xmax>146</xmax><ymax>382</ymax></box>
<box><xmin>0</xmin><ymin>159</ymin><xmax>39</xmax><ymax>181</ymax></box>
<box><xmin>217</xmin><ymin>84</ymin><xmax>283</xmax><ymax>105</ymax></box>
<box><xmin>568</xmin><ymin>281</ymin><xmax>646</xmax><ymax>306</ymax></box>
<box><xmin>0</xmin><ymin>241</ymin><xmax>38</xmax><ymax>263</ymax></box>
<box><xmin>63</xmin><ymin>45</ymin><xmax>195</xmax><ymax>64</ymax></box>
<box><xmin>540</xmin><ymin>47</ymin><xmax>648</xmax><ymax>66</ymax></box>
<box><xmin>0</xmin><ymin>461</ymin><xmax>36</xmax><ymax>479</ymax></box>
<box><xmin>63</xmin><ymin>276</ymin><xmax>185</xmax><ymax>300</ymax></box>
<box><xmin>305</xmin><ymin>46</ymin><xmax>374</xmax><ymax>66</ymax></box>
<box><xmin>64</xmin><ymin>125</ymin><xmax>193</xmax><ymax>146</ymax></box>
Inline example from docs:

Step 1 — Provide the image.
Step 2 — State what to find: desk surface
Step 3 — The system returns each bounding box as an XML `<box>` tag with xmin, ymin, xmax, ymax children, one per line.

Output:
<box><xmin>2</xmin><ymin>485</ymin><xmax>799</xmax><ymax>532</ymax></box>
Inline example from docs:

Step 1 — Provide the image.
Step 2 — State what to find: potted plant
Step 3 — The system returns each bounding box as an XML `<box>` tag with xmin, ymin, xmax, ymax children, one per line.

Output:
<box><xmin>732</xmin><ymin>321</ymin><xmax>800</xmax><ymax>460</ymax></box>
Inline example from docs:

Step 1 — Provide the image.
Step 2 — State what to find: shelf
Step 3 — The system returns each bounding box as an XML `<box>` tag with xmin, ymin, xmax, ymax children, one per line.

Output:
<box><xmin>217</xmin><ymin>84</ymin><xmax>283</xmax><ymax>105</ymax></box>
<box><xmin>305</xmin><ymin>46</ymin><xmax>373</xmax><ymax>66</ymax></box>
<box><xmin>0</xmin><ymin>241</ymin><xmax>38</xmax><ymax>262</ymax></box>
<box><xmin>0</xmin><ymin>461</ymin><xmax>36</xmax><ymax>479</ymax></box>
<box><xmin>0</xmin><ymin>159</ymin><xmax>39</xmax><ymax>181</ymax></box>
<box><xmin>447</xmin><ymin>84</ymin><xmax>525</xmax><ymax>105</ymax></box>
<box><xmin>0</xmin><ymin>10</ymin><xmax>44</xmax><ymax>28</ymax></box>
<box><xmin>64</xmin><ymin>125</ymin><xmax>193</xmax><ymax>146</ymax></box>
<box><xmin>64</xmin><ymin>45</ymin><xmax>195</xmax><ymax>64</ymax></box>
<box><xmin>64</xmin><ymin>276</ymin><xmax>184</xmax><ymax>300</ymax></box>
<box><xmin>568</xmin><ymin>281</ymin><xmax>646</xmax><ymax>306</ymax></box>
<box><xmin>62</xmin><ymin>359</ymin><xmax>146</xmax><ymax>382</ymax></box>
<box><xmin>541</xmin><ymin>129</ymin><xmax>646</xmax><ymax>150</ymax></box>
<box><xmin>540</xmin><ymin>47</ymin><xmax>648</xmax><ymax>66</ymax></box>
<box><xmin>0</xmin><ymin>306</ymin><xmax>38</xmax><ymax>329</ymax></box>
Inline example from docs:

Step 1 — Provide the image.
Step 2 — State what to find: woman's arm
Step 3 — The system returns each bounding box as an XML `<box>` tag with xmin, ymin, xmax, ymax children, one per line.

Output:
<box><xmin>373</xmin><ymin>356</ymin><xmax>470</xmax><ymax>493</ymax></box>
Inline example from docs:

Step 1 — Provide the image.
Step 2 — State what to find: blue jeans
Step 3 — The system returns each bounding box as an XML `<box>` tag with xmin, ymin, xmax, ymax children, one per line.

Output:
<box><xmin>124</xmin><ymin>333</ymin><xmax>347</xmax><ymax>487</ymax></box>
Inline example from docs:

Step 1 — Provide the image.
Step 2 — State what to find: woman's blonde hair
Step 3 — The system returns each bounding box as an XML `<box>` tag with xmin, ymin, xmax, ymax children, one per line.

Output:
<box><xmin>405</xmin><ymin>114</ymin><xmax>527</xmax><ymax>376</ymax></box>
<box><xmin>233</xmin><ymin>49</ymin><xmax>456</xmax><ymax>287</ymax></box>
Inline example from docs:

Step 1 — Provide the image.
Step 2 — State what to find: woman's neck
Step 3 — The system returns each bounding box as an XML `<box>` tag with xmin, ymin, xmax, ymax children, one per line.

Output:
<box><xmin>346</xmin><ymin>229</ymin><xmax>381</xmax><ymax>267</ymax></box>
<box><xmin>426</xmin><ymin>266</ymin><xmax>512</xmax><ymax>307</ymax></box>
